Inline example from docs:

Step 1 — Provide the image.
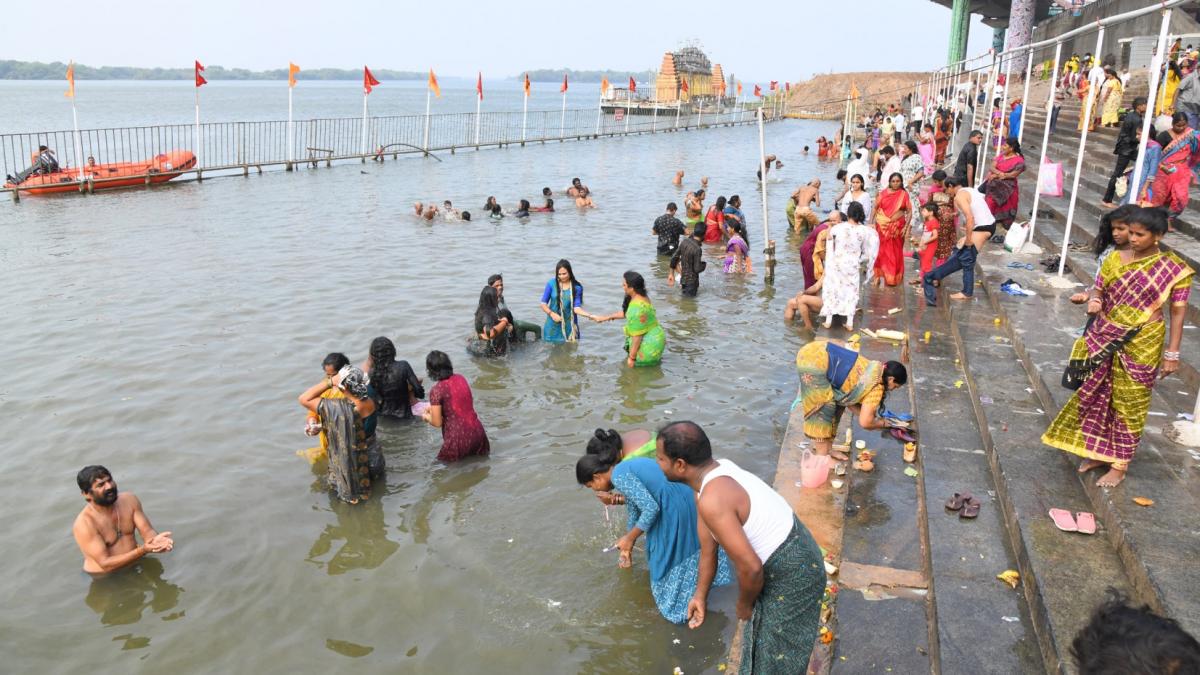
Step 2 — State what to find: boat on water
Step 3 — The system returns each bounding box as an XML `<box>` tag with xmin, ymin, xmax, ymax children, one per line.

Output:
<box><xmin>4</xmin><ymin>150</ymin><xmax>196</xmax><ymax>195</ymax></box>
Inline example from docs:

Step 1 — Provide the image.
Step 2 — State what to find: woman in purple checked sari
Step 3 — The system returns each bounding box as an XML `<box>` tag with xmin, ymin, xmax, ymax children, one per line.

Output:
<box><xmin>1042</xmin><ymin>207</ymin><xmax>1193</xmax><ymax>488</ymax></box>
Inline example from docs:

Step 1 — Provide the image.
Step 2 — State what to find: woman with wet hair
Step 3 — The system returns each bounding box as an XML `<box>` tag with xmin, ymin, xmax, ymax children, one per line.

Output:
<box><xmin>299</xmin><ymin>364</ymin><xmax>377</xmax><ymax>503</ymax></box>
<box><xmin>362</xmin><ymin>337</ymin><xmax>424</xmax><ymax>419</ymax></box>
<box><xmin>471</xmin><ymin>285</ymin><xmax>512</xmax><ymax>357</ymax></box>
<box><xmin>488</xmin><ymin>274</ymin><xmax>540</xmax><ymax>342</ymax></box>
<box><xmin>575</xmin><ymin>437</ymin><xmax>732</xmax><ymax>623</ymax></box>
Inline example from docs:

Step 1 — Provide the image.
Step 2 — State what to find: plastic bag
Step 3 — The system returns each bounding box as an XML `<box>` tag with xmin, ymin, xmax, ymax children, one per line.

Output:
<box><xmin>1004</xmin><ymin>220</ymin><xmax>1030</xmax><ymax>252</ymax></box>
<box><xmin>1038</xmin><ymin>160</ymin><xmax>1063</xmax><ymax>197</ymax></box>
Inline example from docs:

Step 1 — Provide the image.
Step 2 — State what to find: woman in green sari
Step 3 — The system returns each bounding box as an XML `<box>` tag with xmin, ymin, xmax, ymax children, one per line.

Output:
<box><xmin>591</xmin><ymin>271</ymin><xmax>666</xmax><ymax>367</ymax></box>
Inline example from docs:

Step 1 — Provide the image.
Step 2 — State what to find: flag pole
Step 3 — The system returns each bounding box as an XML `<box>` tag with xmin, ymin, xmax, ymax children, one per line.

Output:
<box><xmin>757</xmin><ymin>107</ymin><xmax>770</xmax><ymax>253</ymax></box>
<box><xmin>475</xmin><ymin>81</ymin><xmax>482</xmax><ymax>148</ymax></box>
<box><xmin>560</xmin><ymin>82</ymin><xmax>567</xmax><ymax>140</ymax></box>
<box><xmin>287</xmin><ymin>80</ymin><xmax>294</xmax><ymax>167</ymax></box>
<box><xmin>423</xmin><ymin>87</ymin><xmax>432</xmax><ymax>153</ymax></box>
<box><xmin>624</xmin><ymin>86</ymin><xmax>631</xmax><ymax>133</ymax></box>
<box><xmin>194</xmin><ymin>85</ymin><xmax>202</xmax><ymax>178</ymax></box>
<box><xmin>71</xmin><ymin>96</ymin><xmax>83</xmax><ymax>184</ymax></box>
<box><xmin>595</xmin><ymin>83</ymin><xmax>603</xmax><ymax>136</ymax></box>
<box><xmin>696</xmin><ymin>99</ymin><xmax>703</xmax><ymax>128</ymax></box>
<box><xmin>651</xmin><ymin>75</ymin><xmax>659</xmax><ymax>132</ymax></box>
<box><xmin>675</xmin><ymin>99</ymin><xmax>681</xmax><ymax>129</ymax></box>
<box><xmin>522</xmin><ymin>85</ymin><xmax>529</xmax><ymax>144</ymax></box>
<box><xmin>361</xmin><ymin>90</ymin><xmax>369</xmax><ymax>160</ymax></box>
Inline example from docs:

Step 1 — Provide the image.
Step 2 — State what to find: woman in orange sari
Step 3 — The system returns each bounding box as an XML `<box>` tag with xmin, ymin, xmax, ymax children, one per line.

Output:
<box><xmin>1077</xmin><ymin>78</ymin><xmax>1096</xmax><ymax>132</ymax></box>
<box><xmin>872</xmin><ymin>172</ymin><xmax>912</xmax><ymax>286</ymax></box>
<box><xmin>934</xmin><ymin>110</ymin><xmax>950</xmax><ymax>164</ymax></box>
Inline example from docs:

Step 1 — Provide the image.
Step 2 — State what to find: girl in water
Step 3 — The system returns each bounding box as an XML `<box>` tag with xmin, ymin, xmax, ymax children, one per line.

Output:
<box><xmin>724</xmin><ymin>222</ymin><xmax>751</xmax><ymax>273</ymax></box>
<box><xmin>540</xmin><ymin>259</ymin><xmax>592</xmax><ymax>343</ymax></box>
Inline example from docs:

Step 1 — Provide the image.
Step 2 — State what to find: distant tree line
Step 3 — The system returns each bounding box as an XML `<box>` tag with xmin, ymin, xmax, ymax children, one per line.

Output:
<box><xmin>520</xmin><ymin>68</ymin><xmax>656</xmax><ymax>83</ymax></box>
<box><xmin>0</xmin><ymin>60</ymin><xmax>427</xmax><ymax>81</ymax></box>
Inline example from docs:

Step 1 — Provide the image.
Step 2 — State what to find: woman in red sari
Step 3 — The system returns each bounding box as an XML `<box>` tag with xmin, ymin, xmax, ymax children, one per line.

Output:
<box><xmin>934</xmin><ymin>110</ymin><xmax>951</xmax><ymax>164</ymax></box>
<box><xmin>981</xmin><ymin>136</ymin><xmax>1026</xmax><ymax>232</ymax></box>
<box><xmin>872</xmin><ymin>172</ymin><xmax>911</xmax><ymax>286</ymax></box>
<box><xmin>1149</xmin><ymin>113</ymin><xmax>1200</xmax><ymax>227</ymax></box>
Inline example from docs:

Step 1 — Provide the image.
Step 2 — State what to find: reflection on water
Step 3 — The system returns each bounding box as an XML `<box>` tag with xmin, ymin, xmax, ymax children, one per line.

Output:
<box><xmin>400</xmin><ymin>463</ymin><xmax>491</xmax><ymax>545</ymax></box>
<box><xmin>306</xmin><ymin>493</ymin><xmax>400</xmax><ymax>576</ymax></box>
<box><xmin>84</xmin><ymin>558</ymin><xmax>184</xmax><ymax>627</ymax></box>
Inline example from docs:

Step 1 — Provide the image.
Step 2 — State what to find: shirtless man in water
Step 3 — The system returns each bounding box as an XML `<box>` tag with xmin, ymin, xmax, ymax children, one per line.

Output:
<box><xmin>792</xmin><ymin>179</ymin><xmax>822</xmax><ymax>234</ymax></box>
<box><xmin>72</xmin><ymin>466</ymin><xmax>173</xmax><ymax>575</ymax></box>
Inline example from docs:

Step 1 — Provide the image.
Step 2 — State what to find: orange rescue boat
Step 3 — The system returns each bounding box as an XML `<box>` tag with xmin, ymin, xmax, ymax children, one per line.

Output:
<box><xmin>5</xmin><ymin>150</ymin><xmax>196</xmax><ymax>195</ymax></box>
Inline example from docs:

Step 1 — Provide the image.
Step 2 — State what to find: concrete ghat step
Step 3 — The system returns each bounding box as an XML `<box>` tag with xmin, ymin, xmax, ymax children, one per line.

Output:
<box><xmin>830</xmin><ymin>284</ymin><xmax>932</xmax><ymax>675</ymax></box>
<box><xmin>974</xmin><ymin>255</ymin><xmax>1200</xmax><ymax>640</ymax></box>
<box><xmin>946</xmin><ymin>298</ymin><xmax>1134</xmax><ymax>675</ymax></box>
<box><xmin>906</xmin><ymin>287</ymin><xmax>1041</xmax><ymax>672</ymax></box>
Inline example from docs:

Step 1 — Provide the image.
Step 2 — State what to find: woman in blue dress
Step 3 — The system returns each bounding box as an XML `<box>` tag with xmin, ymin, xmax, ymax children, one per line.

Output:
<box><xmin>576</xmin><ymin>451</ymin><xmax>732</xmax><ymax>623</ymax></box>
<box><xmin>540</xmin><ymin>259</ymin><xmax>593</xmax><ymax>343</ymax></box>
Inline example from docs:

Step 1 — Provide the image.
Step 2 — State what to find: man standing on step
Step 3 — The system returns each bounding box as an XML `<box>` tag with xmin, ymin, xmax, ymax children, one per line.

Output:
<box><xmin>1102</xmin><ymin>96</ymin><xmax>1146</xmax><ymax>207</ymax></box>
<box><xmin>922</xmin><ymin>177</ymin><xmax>996</xmax><ymax>307</ymax></box>
<box><xmin>953</xmin><ymin>130</ymin><xmax>983</xmax><ymax>188</ymax></box>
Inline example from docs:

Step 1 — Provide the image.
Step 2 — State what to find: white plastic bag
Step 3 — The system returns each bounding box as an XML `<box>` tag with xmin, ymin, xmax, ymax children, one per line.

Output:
<box><xmin>1004</xmin><ymin>220</ymin><xmax>1030</xmax><ymax>252</ymax></box>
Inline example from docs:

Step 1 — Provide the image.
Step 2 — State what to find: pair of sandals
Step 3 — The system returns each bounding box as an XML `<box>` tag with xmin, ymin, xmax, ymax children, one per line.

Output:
<box><xmin>1049</xmin><ymin>508</ymin><xmax>1096</xmax><ymax>535</ymax></box>
<box><xmin>946</xmin><ymin>491</ymin><xmax>982</xmax><ymax>518</ymax></box>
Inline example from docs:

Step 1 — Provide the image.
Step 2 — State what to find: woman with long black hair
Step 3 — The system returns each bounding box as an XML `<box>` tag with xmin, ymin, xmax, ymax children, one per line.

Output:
<box><xmin>539</xmin><ymin>259</ymin><xmax>593</xmax><ymax>343</ymax></box>
<box><xmin>363</xmin><ymin>337</ymin><xmax>424</xmax><ymax>419</ymax></box>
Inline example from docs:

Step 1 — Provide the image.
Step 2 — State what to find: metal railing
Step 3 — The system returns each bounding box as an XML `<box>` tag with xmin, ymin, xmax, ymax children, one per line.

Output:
<box><xmin>2</xmin><ymin>103</ymin><xmax>774</xmax><ymax>196</ymax></box>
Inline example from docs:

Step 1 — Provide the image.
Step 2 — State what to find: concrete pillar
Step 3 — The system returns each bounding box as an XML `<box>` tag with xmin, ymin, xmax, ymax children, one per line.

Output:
<box><xmin>1007</xmin><ymin>0</ymin><xmax>1036</xmax><ymax>75</ymax></box>
<box><xmin>948</xmin><ymin>0</ymin><xmax>971</xmax><ymax>65</ymax></box>
<box><xmin>993</xmin><ymin>28</ymin><xmax>1007</xmax><ymax>53</ymax></box>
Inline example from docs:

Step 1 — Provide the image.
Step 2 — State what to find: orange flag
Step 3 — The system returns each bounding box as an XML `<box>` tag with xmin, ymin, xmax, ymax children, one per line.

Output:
<box><xmin>561</xmin><ymin>74</ymin><xmax>568</xmax><ymax>94</ymax></box>
<box><xmin>476</xmin><ymin>72</ymin><xmax>483</xmax><ymax>100</ymax></box>
<box><xmin>770</xmin><ymin>81</ymin><xmax>778</xmax><ymax>91</ymax></box>
<box><xmin>195</xmin><ymin>61</ymin><xmax>207</xmax><ymax>87</ymax></box>
<box><xmin>628</xmin><ymin>76</ymin><xmax>636</xmax><ymax>93</ymax></box>
<box><xmin>288</xmin><ymin>62</ymin><xmax>300</xmax><ymax>88</ymax></box>
<box><xmin>524</xmin><ymin>73</ymin><xmax>531</xmax><ymax>97</ymax></box>
<box><xmin>65</xmin><ymin>61</ymin><xmax>75</xmax><ymax>98</ymax></box>
<box><xmin>754</xmin><ymin>84</ymin><xmax>762</xmax><ymax>97</ymax></box>
<box><xmin>737</xmin><ymin>81</ymin><xmax>743</xmax><ymax>96</ymax></box>
<box><xmin>428</xmin><ymin>69</ymin><xmax>441</xmax><ymax>98</ymax></box>
<box><xmin>600</xmin><ymin>76</ymin><xmax>610</xmax><ymax>97</ymax></box>
<box><xmin>363</xmin><ymin>66</ymin><xmax>379</xmax><ymax>94</ymax></box>
<box><xmin>680</xmin><ymin>77</ymin><xmax>689</xmax><ymax>94</ymax></box>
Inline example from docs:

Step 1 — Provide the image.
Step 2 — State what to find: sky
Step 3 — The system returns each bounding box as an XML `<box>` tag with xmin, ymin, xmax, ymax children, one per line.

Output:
<box><xmin>2</xmin><ymin>1</ymin><xmax>994</xmax><ymax>80</ymax></box>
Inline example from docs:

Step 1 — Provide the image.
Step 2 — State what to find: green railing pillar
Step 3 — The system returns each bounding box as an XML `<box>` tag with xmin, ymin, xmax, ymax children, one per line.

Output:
<box><xmin>948</xmin><ymin>0</ymin><xmax>971</xmax><ymax>65</ymax></box>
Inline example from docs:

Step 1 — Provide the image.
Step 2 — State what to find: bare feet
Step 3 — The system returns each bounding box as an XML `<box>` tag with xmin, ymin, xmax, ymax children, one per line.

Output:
<box><xmin>1096</xmin><ymin>466</ymin><xmax>1126</xmax><ymax>488</ymax></box>
<box><xmin>1100</xmin><ymin>202</ymin><xmax>1116</xmax><ymax>209</ymax></box>
<box><xmin>829</xmin><ymin>449</ymin><xmax>849</xmax><ymax>462</ymax></box>
<box><xmin>1078</xmin><ymin>459</ymin><xmax>1105</xmax><ymax>474</ymax></box>
<box><xmin>949</xmin><ymin>292</ymin><xmax>973</xmax><ymax>301</ymax></box>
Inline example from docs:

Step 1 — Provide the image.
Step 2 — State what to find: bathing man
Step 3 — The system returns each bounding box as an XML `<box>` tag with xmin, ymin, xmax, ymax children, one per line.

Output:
<box><xmin>72</xmin><ymin>465</ymin><xmax>173</xmax><ymax>575</ymax></box>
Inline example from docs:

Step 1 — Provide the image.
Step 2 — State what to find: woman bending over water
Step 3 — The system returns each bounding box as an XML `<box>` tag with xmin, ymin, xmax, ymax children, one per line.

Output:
<box><xmin>576</xmin><ymin>444</ymin><xmax>731</xmax><ymax>623</ymax></box>
<box><xmin>582</xmin><ymin>428</ymin><xmax>659</xmax><ymax>506</ymax></box>
<box><xmin>589</xmin><ymin>271</ymin><xmax>666</xmax><ymax>367</ymax></box>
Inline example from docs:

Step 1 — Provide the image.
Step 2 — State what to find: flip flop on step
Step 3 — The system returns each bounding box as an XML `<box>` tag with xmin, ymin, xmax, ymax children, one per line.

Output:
<box><xmin>1075</xmin><ymin>511</ymin><xmax>1096</xmax><ymax>535</ymax></box>
<box><xmin>1049</xmin><ymin>508</ymin><xmax>1078</xmax><ymax>532</ymax></box>
<box><xmin>889</xmin><ymin>427</ymin><xmax>917</xmax><ymax>443</ymax></box>
<box><xmin>946</xmin><ymin>491</ymin><xmax>973</xmax><ymax>511</ymax></box>
<box><xmin>960</xmin><ymin>496</ymin><xmax>982</xmax><ymax>519</ymax></box>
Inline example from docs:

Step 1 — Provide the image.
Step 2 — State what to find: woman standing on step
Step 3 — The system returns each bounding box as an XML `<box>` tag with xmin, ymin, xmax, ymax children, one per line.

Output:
<box><xmin>1099</xmin><ymin>68</ymin><xmax>1124</xmax><ymax>128</ymax></box>
<box><xmin>981</xmin><ymin>137</ymin><xmax>1026</xmax><ymax>234</ymax></box>
<box><xmin>1148</xmin><ymin>113</ymin><xmax>1200</xmax><ymax>227</ymax></box>
<box><xmin>872</xmin><ymin>172</ymin><xmax>911</xmax><ymax>287</ymax></box>
<box><xmin>1042</xmin><ymin>207</ymin><xmax>1194</xmax><ymax>488</ymax></box>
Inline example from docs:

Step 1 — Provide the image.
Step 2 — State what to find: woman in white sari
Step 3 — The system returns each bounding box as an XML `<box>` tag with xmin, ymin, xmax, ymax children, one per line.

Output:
<box><xmin>820</xmin><ymin>202</ymin><xmax>879</xmax><ymax>330</ymax></box>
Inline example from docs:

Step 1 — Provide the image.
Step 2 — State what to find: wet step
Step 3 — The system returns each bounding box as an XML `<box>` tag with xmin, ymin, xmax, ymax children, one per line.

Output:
<box><xmin>974</xmin><ymin>255</ymin><xmax>1200</xmax><ymax>639</ymax></box>
<box><xmin>947</xmin><ymin>298</ymin><xmax>1135</xmax><ymax>673</ymax></box>
<box><xmin>830</xmin><ymin>284</ymin><xmax>932</xmax><ymax>674</ymax></box>
<box><xmin>905</xmin><ymin>296</ymin><xmax>1041</xmax><ymax>673</ymax></box>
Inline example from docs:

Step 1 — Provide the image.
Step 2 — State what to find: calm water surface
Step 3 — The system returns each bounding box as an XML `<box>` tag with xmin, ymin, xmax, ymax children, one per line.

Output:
<box><xmin>1</xmin><ymin>89</ymin><xmax>841</xmax><ymax>673</ymax></box>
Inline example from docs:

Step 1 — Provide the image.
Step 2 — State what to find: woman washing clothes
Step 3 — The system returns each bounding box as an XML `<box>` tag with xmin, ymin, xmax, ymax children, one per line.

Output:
<box><xmin>795</xmin><ymin>339</ymin><xmax>909</xmax><ymax>461</ymax></box>
<box><xmin>299</xmin><ymin>363</ymin><xmax>378</xmax><ymax>503</ymax></box>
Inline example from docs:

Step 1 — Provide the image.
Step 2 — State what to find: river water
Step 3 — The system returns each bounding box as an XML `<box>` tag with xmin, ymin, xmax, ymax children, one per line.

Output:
<box><xmin>1</xmin><ymin>81</ymin><xmax>840</xmax><ymax>674</ymax></box>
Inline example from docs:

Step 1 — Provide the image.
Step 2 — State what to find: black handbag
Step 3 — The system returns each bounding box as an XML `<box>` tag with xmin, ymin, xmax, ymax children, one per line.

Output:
<box><xmin>1061</xmin><ymin>317</ymin><xmax>1141</xmax><ymax>390</ymax></box>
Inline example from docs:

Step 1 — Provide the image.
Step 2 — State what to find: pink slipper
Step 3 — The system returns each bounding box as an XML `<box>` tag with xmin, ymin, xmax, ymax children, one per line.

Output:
<box><xmin>1049</xmin><ymin>508</ymin><xmax>1077</xmax><ymax>532</ymax></box>
<box><xmin>1075</xmin><ymin>512</ymin><xmax>1096</xmax><ymax>535</ymax></box>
